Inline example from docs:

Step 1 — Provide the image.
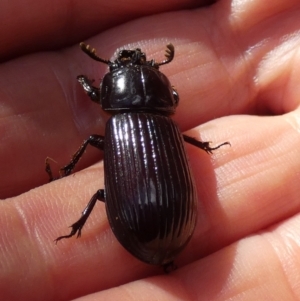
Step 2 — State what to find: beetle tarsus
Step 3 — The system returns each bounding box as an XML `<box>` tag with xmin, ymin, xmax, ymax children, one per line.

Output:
<box><xmin>183</xmin><ymin>135</ymin><xmax>230</xmax><ymax>154</ymax></box>
<box><xmin>206</xmin><ymin>141</ymin><xmax>231</xmax><ymax>153</ymax></box>
<box><xmin>77</xmin><ymin>75</ymin><xmax>100</xmax><ymax>103</ymax></box>
<box><xmin>55</xmin><ymin>189</ymin><xmax>105</xmax><ymax>243</ymax></box>
<box><xmin>54</xmin><ymin>221</ymin><xmax>82</xmax><ymax>243</ymax></box>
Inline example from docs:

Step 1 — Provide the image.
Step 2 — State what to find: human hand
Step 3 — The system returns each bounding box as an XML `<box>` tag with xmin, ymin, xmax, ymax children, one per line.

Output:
<box><xmin>1</xmin><ymin>0</ymin><xmax>300</xmax><ymax>300</ymax></box>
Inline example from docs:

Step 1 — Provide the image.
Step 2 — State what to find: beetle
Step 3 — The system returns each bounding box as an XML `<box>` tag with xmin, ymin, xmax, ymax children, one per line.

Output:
<box><xmin>46</xmin><ymin>43</ymin><xmax>229</xmax><ymax>271</ymax></box>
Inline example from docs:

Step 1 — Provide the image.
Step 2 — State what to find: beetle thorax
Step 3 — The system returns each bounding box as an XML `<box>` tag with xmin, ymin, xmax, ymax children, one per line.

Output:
<box><xmin>100</xmin><ymin>64</ymin><xmax>178</xmax><ymax>114</ymax></box>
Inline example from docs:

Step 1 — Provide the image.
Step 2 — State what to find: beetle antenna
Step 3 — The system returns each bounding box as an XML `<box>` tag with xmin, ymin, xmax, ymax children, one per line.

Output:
<box><xmin>157</xmin><ymin>44</ymin><xmax>175</xmax><ymax>66</ymax></box>
<box><xmin>80</xmin><ymin>42</ymin><xmax>111</xmax><ymax>65</ymax></box>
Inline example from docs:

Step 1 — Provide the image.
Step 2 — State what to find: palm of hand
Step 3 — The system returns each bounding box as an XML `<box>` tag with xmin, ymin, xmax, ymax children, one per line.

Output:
<box><xmin>1</xmin><ymin>1</ymin><xmax>300</xmax><ymax>300</ymax></box>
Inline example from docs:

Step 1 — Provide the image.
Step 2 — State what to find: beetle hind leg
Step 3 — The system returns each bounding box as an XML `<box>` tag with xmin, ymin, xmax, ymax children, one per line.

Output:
<box><xmin>183</xmin><ymin>135</ymin><xmax>230</xmax><ymax>154</ymax></box>
<box><xmin>55</xmin><ymin>189</ymin><xmax>105</xmax><ymax>243</ymax></box>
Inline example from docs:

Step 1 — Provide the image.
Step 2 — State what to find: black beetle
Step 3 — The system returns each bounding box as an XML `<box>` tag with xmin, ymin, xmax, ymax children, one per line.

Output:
<box><xmin>46</xmin><ymin>43</ymin><xmax>229</xmax><ymax>271</ymax></box>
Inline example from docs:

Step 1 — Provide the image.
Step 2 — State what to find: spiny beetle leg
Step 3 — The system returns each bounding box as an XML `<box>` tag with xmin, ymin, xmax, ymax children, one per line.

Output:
<box><xmin>59</xmin><ymin>134</ymin><xmax>105</xmax><ymax>178</ymax></box>
<box><xmin>183</xmin><ymin>135</ymin><xmax>230</xmax><ymax>154</ymax></box>
<box><xmin>77</xmin><ymin>75</ymin><xmax>100</xmax><ymax>103</ymax></box>
<box><xmin>55</xmin><ymin>189</ymin><xmax>105</xmax><ymax>243</ymax></box>
<box><xmin>45</xmin><ymin>135</ymin><xmax>104</xmax><ymax>182</ymax></box>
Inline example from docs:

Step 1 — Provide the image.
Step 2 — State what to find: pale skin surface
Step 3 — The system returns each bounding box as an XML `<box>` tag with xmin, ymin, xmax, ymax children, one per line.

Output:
<box><xmin>1</xmin><ymin>0</ymin><xmax>300</xmax><ymax>300</ymax></box>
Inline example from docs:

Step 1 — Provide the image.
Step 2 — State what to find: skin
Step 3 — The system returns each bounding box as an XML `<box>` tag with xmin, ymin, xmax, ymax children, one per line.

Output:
<box><xmin>1</xmin><ymin>0</ymin><xmax>300</xmax><ymax>300</ymax></box>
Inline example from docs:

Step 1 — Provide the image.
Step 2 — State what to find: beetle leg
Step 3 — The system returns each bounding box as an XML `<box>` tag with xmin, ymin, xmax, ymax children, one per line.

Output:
<box><xmin>77</xmin><ymin>75</ymin><xmax>100</xmax><ymax>103</ymax></box>
<box><xmin>55</xmin><ymin>189</ymin><xmax>105</xmax><ymax>243</ymax></box>
<box><xmin>183</xmin><ymin>135</ymin><xmax>230</xmax><ymax>154</ymax></box>
<box><xmin>45</xmin><ymin>135</ymin><xmax>105</xmax><ymax>181</ymax></box>
<box><xmin>59</xmin><ymin>134</ymin><xmax>105</xmax><ymax>177</ymax></box>
<box><xmin>45</xmin><ymin>157</ymin><xmax>56</xmax><ymax>181</ymax></box>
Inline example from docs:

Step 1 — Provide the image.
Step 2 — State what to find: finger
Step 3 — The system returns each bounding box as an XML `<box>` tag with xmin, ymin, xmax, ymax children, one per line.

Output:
<box><xmin>0</xmin><ymin>0</ymin><xmax>214</xmax><ymax>62</ymax></box>
<box><xmin>2</xmin><ymin>9</ymin><xmax>227</xmax><ymax>198</ymax></box>
<box><xmin>2</xmin><ymin>109</ymin><xmax>300</xmax><ymax>300</ymax></box>
<box><xmin>0</xmin><ymin>43</ymin><xmax>105</xmax><ymax>198</ymax></box>
<box><xmin>0</xmin><ymin>164</ymin><xmax>157</xmax><ymax>301</ymax></box>
<box><xmin>182</xmin><ymin>110</ymin><xmax>300</xmax><ymax>263</ymax></box>
<box><xmin>2</xmin><ymin>0</ymin><xmax>300</xmax><ymax>197</ymax></box>
<box><xmin>170</xmin><ymin>0</ymin><xmax>300</xmax><ymax>127</ymax></box>
<box><xmin>75</xmin><ymin>213</ymin><xmax>300</xmax><ymax>301</ymax></box>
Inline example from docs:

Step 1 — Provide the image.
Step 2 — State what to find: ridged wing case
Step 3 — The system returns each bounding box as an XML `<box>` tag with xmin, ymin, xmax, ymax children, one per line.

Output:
<box><xmin>104</xmin><ymin>112</ymin><xmax>197</xmax><ymax>265</ymax></box>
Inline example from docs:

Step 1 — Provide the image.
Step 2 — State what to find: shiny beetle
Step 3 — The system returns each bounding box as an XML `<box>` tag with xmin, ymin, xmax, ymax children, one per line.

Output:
<box><xmin>46</xmin><ymin>43</ymin><xmax>229</xmax><ymax>270</ymax></box>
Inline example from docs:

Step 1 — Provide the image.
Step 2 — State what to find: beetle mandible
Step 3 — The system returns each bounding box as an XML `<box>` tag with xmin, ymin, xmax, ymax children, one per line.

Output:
<box><xmin>46</xmin><ymin>43</ymin><xmax>229</xmax><ymax>271</ymax></box>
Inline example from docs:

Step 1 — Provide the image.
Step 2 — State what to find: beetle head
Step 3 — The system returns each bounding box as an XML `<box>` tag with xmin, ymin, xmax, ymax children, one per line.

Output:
<box><xmin>109</xmin><ymin>48</ymin><xmax>159</xmax><ymax>70</ymax></box>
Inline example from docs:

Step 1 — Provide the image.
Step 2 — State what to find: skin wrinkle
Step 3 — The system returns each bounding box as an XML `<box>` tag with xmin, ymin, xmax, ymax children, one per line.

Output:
<box><xmin>278</xmin><ymin>236</ymin><xmax>300</xmax><ymax>296</ymax></box>
<box><xmin>7</xmin><ymin>200</ymin><xmax>53</xmax><ymax>297</ymax></box>
<box><xmin>281</xmin><ymin>46</ymin><xmax>299</xmax><ymax>113</ymax></box>
<box><xmin>241</xmin><ymin>40</ymin><xmax>267</xmax><ymax>111</ymax></box>
<box><xmin>283</xmin><ymin>230</ymin><xmax>300</xmax><ymax>294</ymax></box>
<box><xmin>283</xmin><ymin>111</ymin><xmax>300</xmax><ymax>135</ymax></box>
<box><xmin>226</xmin><ymin>236</ymin><xmax>290</xmax><ymax>300</ymax></box>
<box><xmin>259</xmin><ymin>45</ymin><xmax>296</xmax><ymax>112</ymax></box>
<box><xmin>49</xmin><ymin>57</ymin><xmax>82</xmax><ymax>133</ymax></box>
<box><xmin>201</xmin><ymin>25</ymin><xmax>244</xmax><ymax>114</ymax></box>
<box><xmin>13</xmin><ymin>201</ymin><xmax>33</xmax><ymax>244</ymax></box>
<box><xmin>262</xmin><ymin>230</ymin><xmax>299</xmax><ymax>301</ymax></box>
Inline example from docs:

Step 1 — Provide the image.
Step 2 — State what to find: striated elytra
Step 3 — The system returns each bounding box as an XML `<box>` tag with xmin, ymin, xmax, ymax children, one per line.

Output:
<box><xmin>46</xmin><ymin>43</ymin><xmax>229</xmax><ymax>271</ymax></box>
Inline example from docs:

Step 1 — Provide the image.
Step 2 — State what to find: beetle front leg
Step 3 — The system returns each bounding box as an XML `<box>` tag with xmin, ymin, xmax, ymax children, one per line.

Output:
<box><xmin>45</xmin><ymin>134</ymin><xmax>104</xmax><ymax>181</ymax></box>
<box><xmin>55</xmin><ymin>189</ymin><xmax>105</xmax><ymax>242</ymax></box>
<box><xmin>77</xmin><ymin>75</ymin><xmax>100</xmax><ymax>103</ymax></box>
<box><xmin>183</xmin><ymin>135</ymin><xmax>230</xmax><ymax>154</ymax></box>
